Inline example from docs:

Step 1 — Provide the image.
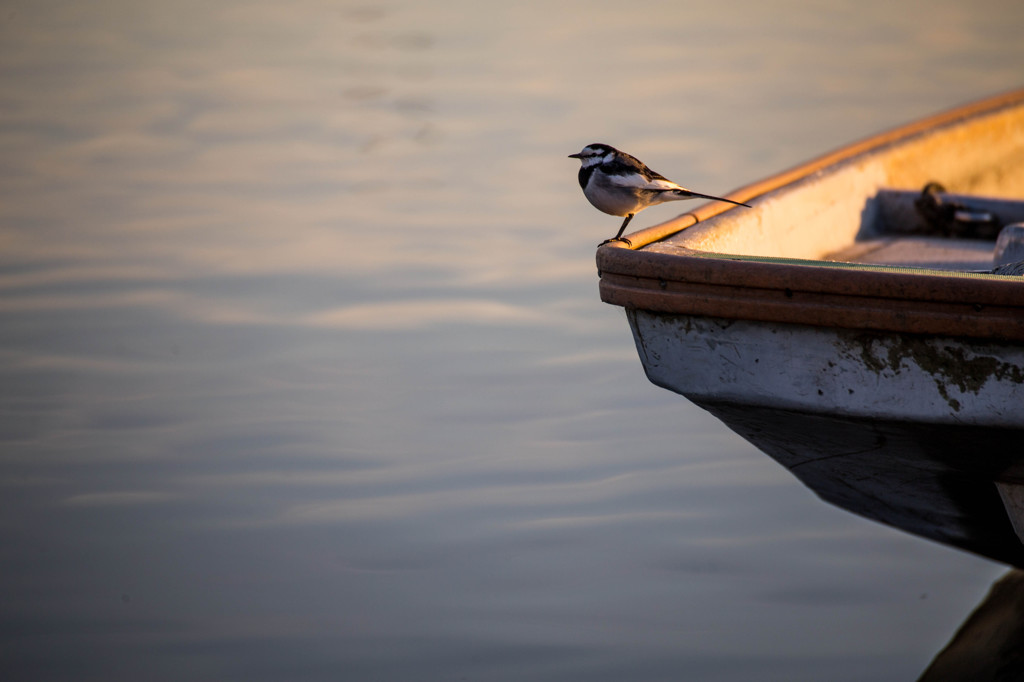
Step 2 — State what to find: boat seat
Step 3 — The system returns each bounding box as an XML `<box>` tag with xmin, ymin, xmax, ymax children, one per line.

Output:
<box><xmin>827</xmin><ymin>237</ymin><xmax>995</xmax><ymax>271</ymax></box>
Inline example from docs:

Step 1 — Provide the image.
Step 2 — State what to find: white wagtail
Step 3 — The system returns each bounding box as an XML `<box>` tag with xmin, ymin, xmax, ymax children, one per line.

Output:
<box><xmin>569</xmin><ymin>143</ymin><xmax>750</xmax><ymax>245</ymax></box>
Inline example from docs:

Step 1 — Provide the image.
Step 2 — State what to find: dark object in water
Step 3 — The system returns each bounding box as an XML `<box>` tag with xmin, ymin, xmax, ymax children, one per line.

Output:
<box><xmin>918</xmin><ymin>569</ymin><xmax>1024</xmax><ymax>682</ymax></box>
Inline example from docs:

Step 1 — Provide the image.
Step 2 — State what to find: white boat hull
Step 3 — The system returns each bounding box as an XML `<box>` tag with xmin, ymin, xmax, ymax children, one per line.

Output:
<box><xmin>627</xmin><ymin>309</ymin><xmax>1024</xmax><ymax>428</ymax></box>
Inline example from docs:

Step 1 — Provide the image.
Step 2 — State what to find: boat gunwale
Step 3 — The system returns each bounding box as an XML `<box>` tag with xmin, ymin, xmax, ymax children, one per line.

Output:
<box><xmin>595</xmin><ymin>88</ymin><xmax>1024</xmax><ymax>341</ymax></box>
<box><xmin>599</xmin><ymin>251</ymin><xmax>1024</xmax><ymax>341</ymax></box>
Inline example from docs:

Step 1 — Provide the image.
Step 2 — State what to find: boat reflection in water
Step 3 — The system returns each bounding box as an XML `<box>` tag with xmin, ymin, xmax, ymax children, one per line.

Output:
<box><xmin>919</xmin><ymin>569</ymin><xmax>1024</xmax><ymax>681</ymax></box>
<box><xmin>705</xmin><ymin>405</ymin><xmax>1024</xmax><ymax>680</ymax></box>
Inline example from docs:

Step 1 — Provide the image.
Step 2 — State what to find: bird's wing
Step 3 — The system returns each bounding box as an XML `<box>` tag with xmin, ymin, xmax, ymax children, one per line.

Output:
<box><xmin>603</xmin><ymin>154</ymin><xmax>688</xmax><ymax>192</ymax></box>
<box><xmin>606</xmin><ymin>172</ymin><xmax>685</xmax><ymax>192</ymax></box>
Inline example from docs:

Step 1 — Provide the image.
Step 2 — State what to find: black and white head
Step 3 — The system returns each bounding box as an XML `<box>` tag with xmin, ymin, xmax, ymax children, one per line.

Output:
<box><xmin>568</xmin><ymin>143</ymin><xmax>620</xmax><ymax>167</ymax></box>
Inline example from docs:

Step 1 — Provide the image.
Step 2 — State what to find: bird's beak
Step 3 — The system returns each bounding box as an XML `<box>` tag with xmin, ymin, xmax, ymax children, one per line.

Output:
<box><xmin>568</xmin><ymin>152</ymin><xmax>583</xmax><ymax>159</ymax></box>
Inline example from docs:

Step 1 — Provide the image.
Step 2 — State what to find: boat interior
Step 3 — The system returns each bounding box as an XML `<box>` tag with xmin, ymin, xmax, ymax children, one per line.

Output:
<box><xmin>641</xmin><ymin>97</ymin><xmax>1024</xmax><ymax>276</ymax></box>
<box><xmin>828</xmin><ymin>188</ymin><xmax>1024</xmax><ymax>272</ymax></box>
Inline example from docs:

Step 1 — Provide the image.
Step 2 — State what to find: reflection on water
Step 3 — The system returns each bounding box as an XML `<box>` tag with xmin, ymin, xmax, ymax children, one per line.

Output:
<box><xmin>921</xmin><ymin>569</ymin><xmax>1024</xmax><ymax>681</ymax></box>
<box><xmin>2</xmin><ymin>0</ymin><xmax>1024</xmax><ymax>680</ymax></box>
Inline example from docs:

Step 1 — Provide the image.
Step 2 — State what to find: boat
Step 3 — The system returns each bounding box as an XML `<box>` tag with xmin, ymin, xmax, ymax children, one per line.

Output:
<box><xmin>596</xmin><ymin>89</ymin><xmax>1024</xmax><ymax>566</ymax></box>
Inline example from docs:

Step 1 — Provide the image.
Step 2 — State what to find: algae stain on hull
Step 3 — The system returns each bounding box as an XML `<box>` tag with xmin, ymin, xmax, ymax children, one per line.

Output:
<box><xmin>856</xmin><ymin>334</ymin><xmax>1024</xmax><ymax>412</ymax></box>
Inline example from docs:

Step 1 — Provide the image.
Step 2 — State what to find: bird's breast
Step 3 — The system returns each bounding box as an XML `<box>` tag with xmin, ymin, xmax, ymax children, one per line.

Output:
<box><xmin>583</xmin><ymin>172</ymin><xmax>646</xmax><ymax>216</ymax></box>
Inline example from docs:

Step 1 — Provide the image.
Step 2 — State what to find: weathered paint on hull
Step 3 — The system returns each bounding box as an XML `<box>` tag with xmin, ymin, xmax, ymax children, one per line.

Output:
<box><xmin>627</xmin><ymin>309</ymin><xmax>1024</xmax><ymax>428</ymax></box>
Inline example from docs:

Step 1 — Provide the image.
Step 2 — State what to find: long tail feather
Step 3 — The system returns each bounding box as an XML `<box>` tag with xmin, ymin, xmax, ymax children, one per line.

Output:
<box><xmin>676</xmin><ymin>190</ymin><xmax>750</xmax><ymax>208</ymax></box>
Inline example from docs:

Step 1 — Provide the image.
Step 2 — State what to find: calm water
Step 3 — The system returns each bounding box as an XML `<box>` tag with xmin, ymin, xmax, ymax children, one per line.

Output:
<box><xmin>2</xmin><ymin>1</ymin><xmax>1023</xmax><ymax>680</ymax></box>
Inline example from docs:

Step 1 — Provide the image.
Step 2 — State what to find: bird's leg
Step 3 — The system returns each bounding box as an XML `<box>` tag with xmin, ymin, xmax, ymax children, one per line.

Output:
<box><xmin>599</xmin><ymin>214</ymin><xmax>635</xmax><ymax>247</ymax></box>
<box><xmin>613</xmin><ymin>213</ymin><xmax>634</xmax><ymax>240</ymax></box>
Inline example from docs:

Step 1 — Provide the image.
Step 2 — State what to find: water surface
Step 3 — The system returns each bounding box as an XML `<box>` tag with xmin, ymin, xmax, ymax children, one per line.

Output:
<box><xmin>2</xmin><ymin>1</ymin><xmax>1023</xmax><ymax>680</ymax></box>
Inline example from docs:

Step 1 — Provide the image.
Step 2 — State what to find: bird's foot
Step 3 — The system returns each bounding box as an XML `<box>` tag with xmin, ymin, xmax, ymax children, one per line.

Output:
<box><xmin>598</xmin><ymin>237</ymin><xmax>633</xmax><ymax>248</ymax></box>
